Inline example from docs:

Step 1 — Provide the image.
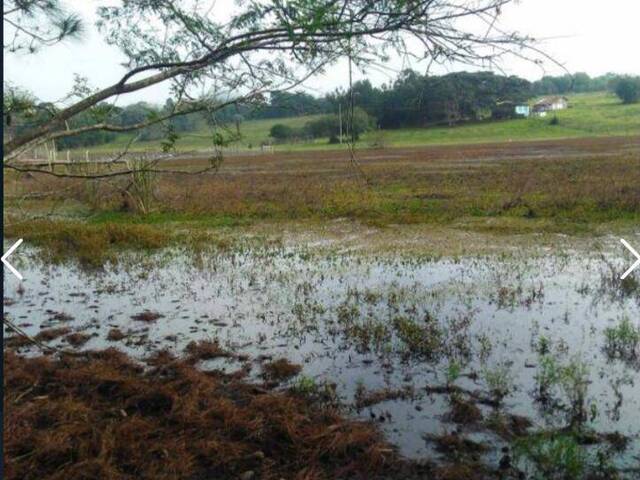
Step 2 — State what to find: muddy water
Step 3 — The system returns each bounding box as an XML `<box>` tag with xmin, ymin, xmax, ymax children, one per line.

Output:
<box><xmin>4</xmin><ymin>241</ymin><xmax>640</xmax><ymax>473</ymax></box>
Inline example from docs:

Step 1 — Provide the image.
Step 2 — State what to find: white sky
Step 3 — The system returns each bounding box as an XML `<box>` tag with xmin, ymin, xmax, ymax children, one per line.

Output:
<box><xmin>4</xmin><ymin>0</ymin><xmax>640</xmax><ymax>105</ymax></box>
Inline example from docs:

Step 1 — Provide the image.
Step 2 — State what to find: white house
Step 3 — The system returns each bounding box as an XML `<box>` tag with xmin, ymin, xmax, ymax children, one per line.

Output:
<box><xmin>532</xmin><ymin>96</ymin><xmax>568</xmax><ymax>116</ymax></box>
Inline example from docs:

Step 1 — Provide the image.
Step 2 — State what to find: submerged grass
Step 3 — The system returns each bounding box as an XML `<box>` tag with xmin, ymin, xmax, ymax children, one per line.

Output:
<box><xmin>4</xmin><ymin>220</ymin><xmax>169</xmax><ymax>267</ymax></box>
<box><xmin>604</xmin><ymin>317</ymin><xmax>640</xmax><ymax>363</ymax></box>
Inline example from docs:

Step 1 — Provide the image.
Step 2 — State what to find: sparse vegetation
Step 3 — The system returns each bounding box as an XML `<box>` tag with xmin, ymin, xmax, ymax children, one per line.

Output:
<box><xmin>604</xmin><ymin>317</ymin><xmax>640</xmax><ymax>362</ymax></box>
<box><xmin>514</xmin><ymin>433</ymin><xmax>588</xmax><ymax>479</ymax></box>
<box><xmin>482</xmin><ymin>363</ymin><xmax>514</xmax><ymax>405</ymax></box>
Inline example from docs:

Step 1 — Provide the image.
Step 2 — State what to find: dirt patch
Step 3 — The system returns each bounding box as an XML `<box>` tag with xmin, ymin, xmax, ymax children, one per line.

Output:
<box><xmin>4</xmin><ymin>349</ymin><xmax>405</xmax><ymax>480</ymax></box>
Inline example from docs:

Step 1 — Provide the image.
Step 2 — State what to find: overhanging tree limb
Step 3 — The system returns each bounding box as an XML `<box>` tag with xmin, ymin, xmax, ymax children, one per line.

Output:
<box><xmin>4</xmin><ymin>0</ymin><xmax>551</xmax><ymax>163</ymax></box>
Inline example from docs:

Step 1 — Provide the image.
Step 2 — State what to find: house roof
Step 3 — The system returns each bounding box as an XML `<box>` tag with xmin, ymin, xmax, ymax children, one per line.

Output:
<box><xmin>534</xmin><ymin>96</ymin><xmax>568</xmax><ymax>107</ymax></box>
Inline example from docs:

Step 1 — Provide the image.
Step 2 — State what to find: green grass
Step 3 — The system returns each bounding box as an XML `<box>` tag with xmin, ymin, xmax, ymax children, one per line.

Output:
<box><xmin>79</xmin><ymin>92</ymin><xmax>640</xmax><ymax>155</ymax></box>
<box><xmin>361</xmin><ymin>92</ymin><xmax>640</xmax><ymax>147</ymax></box>
<box><xmin>84</xmin><ymin>115</ymin><xmax>326</xmax><ymax>154</ymax></box>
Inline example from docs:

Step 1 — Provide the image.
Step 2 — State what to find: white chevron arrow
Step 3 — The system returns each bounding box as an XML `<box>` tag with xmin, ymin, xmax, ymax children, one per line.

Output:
<box><xmin>620</xmin><ymin>238</ymin><xmax>640</xmax><ymax>280</ymax></box>
<box><xmin>2</xmin><ymin>238</ymin><xmax>24</xmax><ymax>281</ymax></box>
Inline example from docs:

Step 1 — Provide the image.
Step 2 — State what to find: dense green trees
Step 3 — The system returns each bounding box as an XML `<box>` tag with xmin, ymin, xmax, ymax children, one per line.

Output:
<box><xmin>326</xmin><ymin>71</ymin><xmax>531</xmax><ymax>129</ymax></box>
<box><xmin>531</xmin><ymin>73</ymin><xmax>624</xmax><ymax>95</ymax></box>
<box><xmin>613</xmin><ymin>77</ymin><xmax>640</xmax><ymax>104</ymax></box>
<box><xmin>254</xmin><ymin>92</ymin><xmax>329</xmax><ymax>119</ymax></box>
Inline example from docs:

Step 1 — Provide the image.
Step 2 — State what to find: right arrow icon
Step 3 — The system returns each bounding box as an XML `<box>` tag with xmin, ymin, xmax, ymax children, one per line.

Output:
<box><xmin>620</xmin><ymin>238</ymin><xmax>640</xmax><ymax>280</ymax></box>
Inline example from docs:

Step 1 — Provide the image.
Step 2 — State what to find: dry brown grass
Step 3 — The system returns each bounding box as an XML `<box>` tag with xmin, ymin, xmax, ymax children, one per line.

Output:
<box><xmin>106</xmin><ymin>328</ymin><xmax>127</xmax><ymax>341</ymax></box>
<box><xmin>354</xmin><ymin>385</ymin><xmax>415</xmax><ymax>409</ymax></box>
<box><xmin>64</xmin><ymin>332</ymin><xmax>92</xmax><ymax>347</ymax></box>
<box><xmin>261</xmin><ymin>358</ymin><xmax>303</xmax><ymax>382</ymax></box>
<box><xmin>5</xmin><ymin>137</ymin><xmax>640</xmax><ymax>233</ymax></box>
<box><xmin>431</xmin><ymin>433</ymin><xmax>488</xmax><ymax>455</ymax></box>
<box><xmin>34</xmin><ymin>328</ymin><xmax>72</xmax><ymax>342</ymax></box>
<box><xmin>4</xmin><ymin>349</ymin><xmax>405</xmax><ymax>480</ymax></box>
<box><xmin>448</xmin><ymin>397</ymin><xmax>483</xmax><ymax>425</ymax></box>
<box><xmin>184</xmin><ymin>339</ymin><xmax>231</xmax><ymax>361</ymax></box>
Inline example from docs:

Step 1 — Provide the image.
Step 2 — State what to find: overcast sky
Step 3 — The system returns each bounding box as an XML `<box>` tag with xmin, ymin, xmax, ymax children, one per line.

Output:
<box><xmin>4</xmin><ymin>0</ymin><xmax>640</xmax><ymax>106</ymax></box>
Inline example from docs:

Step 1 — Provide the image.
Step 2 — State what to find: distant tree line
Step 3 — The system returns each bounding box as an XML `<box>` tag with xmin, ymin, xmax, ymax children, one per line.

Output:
<box><xmin>6</xmin><ymin>71</ymin><xmax>637</xmax><ymax>150</ymax></box>
<box><xmin>7</xmin><ymin>98</ymin><xmax>201</xmax><ymax>149</ymax></box>
<box><xmin>531</xmin><ymin>72</ymin><xmax>629</xmax><ymax>95</ymax></box>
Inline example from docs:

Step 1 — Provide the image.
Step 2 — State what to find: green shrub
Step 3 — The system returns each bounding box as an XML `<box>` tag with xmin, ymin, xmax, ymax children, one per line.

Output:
<box><xmin>613</xmin><ymin>76</ymin><xmax>640</xmax><ymax>104</ymax></box>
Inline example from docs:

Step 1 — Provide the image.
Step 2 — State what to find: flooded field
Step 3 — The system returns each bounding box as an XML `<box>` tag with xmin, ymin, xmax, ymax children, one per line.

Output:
<box><xmin>4</xmin><ymin>234</ymin><xmax>640</xmax><ymax>477</ymax></box>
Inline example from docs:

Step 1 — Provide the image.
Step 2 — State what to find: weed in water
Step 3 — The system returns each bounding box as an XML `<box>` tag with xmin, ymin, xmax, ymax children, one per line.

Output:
<box><xmin>604</xmin><ymin>316</ymin><xmax>640</xmax><ymax>362</ymax></box>
<box><xmin>482</xmin><ymin>362</ymin><xmax>514</xmax><ymax>405</ymax></box>
<box><xmin>514</xmin><ymin>433</ymin><xmax>587</xmax><ymax>480</ymax></box>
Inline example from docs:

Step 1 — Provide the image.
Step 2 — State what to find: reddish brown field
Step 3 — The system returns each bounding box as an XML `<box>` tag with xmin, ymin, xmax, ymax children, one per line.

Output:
<box><xmin>5</xmin><ymin>135</ymin><xmax>640</xmax><ymax>233</ymax></box>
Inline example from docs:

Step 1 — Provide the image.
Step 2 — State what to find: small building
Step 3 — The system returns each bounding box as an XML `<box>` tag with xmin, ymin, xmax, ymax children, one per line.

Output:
<box><xmin>514</xmin><ymin>105</ymin><xmax>530</xmax><ymax>117</ymax></box>
<box><xmin>532</xmin><ymin>96</ymin><xmax>568</xmax><ymax>116</ymax></box>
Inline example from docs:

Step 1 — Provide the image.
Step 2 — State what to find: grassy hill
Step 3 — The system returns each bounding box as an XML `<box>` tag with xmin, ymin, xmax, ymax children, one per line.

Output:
<box><xmin>81</xmin><ymin>92</ymin><xmax>640</xmax><ymax>154</ymax></box>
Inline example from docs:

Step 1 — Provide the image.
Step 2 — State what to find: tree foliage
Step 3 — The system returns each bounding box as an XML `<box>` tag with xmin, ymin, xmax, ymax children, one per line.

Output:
<box><xmin>3</xmin><ymin>0</ymin><xmax>547</xmax><ymax>167</ymax></box>
<box><xmin>613</xmin><ymin>77</ymin><xmax>640</xmax><ymax>105</ymax></box>
<box><xmin>328</xmin><ymin>71</ymin><xmax>531</xmax><ymax>128</ymax></box>
<box><xmin>531</xmin><ymin>72</ymin><xmax>626</xmax><ymax>95</ymax></box>
<box><xmin>4</xmin><ymin>0</ymin><xmax>83</xmax><ymax>53</ymax></box>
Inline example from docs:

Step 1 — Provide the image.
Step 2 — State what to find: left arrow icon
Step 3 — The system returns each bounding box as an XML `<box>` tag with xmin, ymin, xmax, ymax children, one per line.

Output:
<box><xmin>2</xmin><ymin>238</ymin><xmax>24</xmax><ymax>281</ymax></box>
